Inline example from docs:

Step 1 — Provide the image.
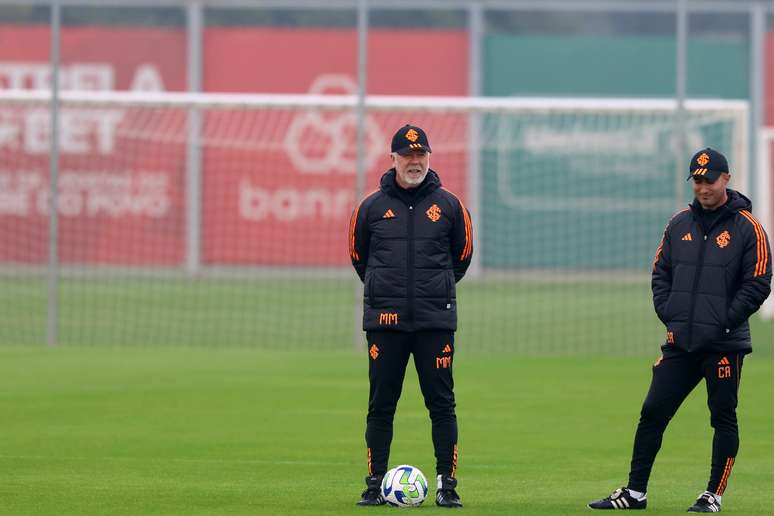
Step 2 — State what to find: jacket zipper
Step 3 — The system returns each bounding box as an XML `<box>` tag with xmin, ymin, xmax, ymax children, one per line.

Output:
<box><xmin>407</xmin><ymin>204</ymin><xmax>415</xmax><ymax>323</ymax></box>
<box><xmin>687</xmin><ymin>232</ymin><xmax>709</xmax><ymax>348</ymax></box>
<box><xmin>687</xmin><ymin>207</ymin><xmax>733</xmax><ymax>346</ymax></box>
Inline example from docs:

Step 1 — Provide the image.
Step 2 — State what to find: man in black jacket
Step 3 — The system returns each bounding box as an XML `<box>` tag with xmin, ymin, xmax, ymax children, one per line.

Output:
<box><xmin>349</xmin><ymin>125</ymin><xmax>473</xmax><ymax>508</ymax></box>
<box><xmin>589</xmin><ymin>148</ymin><xmax>771</xmax><ymax>513</ymax></box>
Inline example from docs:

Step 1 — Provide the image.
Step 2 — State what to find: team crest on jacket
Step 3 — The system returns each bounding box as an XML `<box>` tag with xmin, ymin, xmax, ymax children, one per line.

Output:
<box><xmin>426</xmin><ymin>204</ymin><xmax>441</xmax><ymax>222</ymax></box>
<box><xmin>716</xmin><ymin>230</ymin><xmax>731</xmax><ymax>248</ymax></box>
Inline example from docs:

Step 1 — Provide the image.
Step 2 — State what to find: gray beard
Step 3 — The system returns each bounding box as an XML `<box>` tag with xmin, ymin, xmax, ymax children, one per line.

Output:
<box><xmin>403</xmin><ymin>172</ymin><xmax>426</xmax><ymax>187</ymax></box>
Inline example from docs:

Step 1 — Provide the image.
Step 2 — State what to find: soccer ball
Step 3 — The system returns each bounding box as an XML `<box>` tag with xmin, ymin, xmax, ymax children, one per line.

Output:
<box><xmin>381</xmin><ymin>464</ymin><xmax>428</xmax><ymax>507</ymax></box>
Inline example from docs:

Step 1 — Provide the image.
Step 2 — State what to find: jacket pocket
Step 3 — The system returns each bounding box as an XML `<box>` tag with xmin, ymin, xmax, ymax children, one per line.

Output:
<box><xmin>695</xmin><ymin>295</ymin><xmax>727</xmax><ymax>342</ymax></box>
<box><xmin>661</xmin><ymin>293</ymin><xmax>675</xmax><ymax>322</ymax></box>
<box><xmin>655</xmin><ymin>299</ymin><xmax>668</xmax><ymax>324</ymax></box>
<box><xmin>665</xmin><ymin>322</ymin><xmax>685</xmax><ymax>349</ymax></box>
<box><xmin>707</xmin><ymin>297</ymin><xmax>727</xmax><ymax>329</ymax></box>
<box><xmin>662</xmin><ymin>291</ymin><xmax>692</xmax><ymax>323</ymax></box>
<box><xmin>367</xmin><ymin>273</ymin><xmax>377</xmax><ymax>306</ymax></box>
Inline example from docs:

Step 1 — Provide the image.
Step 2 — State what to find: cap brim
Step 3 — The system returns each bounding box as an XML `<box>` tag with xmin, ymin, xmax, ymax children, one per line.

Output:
<box><xmin>395</xmin><ymin>145</ymin><xmax>431</xmax><ymax>156</ymax></box>
<box><xmin>687</xmin><ymin>169</ymin><xmax>723</xmax><ymax>182</ymax></box>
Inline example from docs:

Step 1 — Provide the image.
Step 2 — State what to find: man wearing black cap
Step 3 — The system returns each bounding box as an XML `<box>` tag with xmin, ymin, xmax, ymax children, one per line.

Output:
<box><xmin>349</xmin><ymin>124</ymin><xmax>473</xmax><ymax>508</ymax></box>
<box><xmin>589</xmin><ymin>148</ymin><xmax>771</xmax><ymax>512</ymax></box>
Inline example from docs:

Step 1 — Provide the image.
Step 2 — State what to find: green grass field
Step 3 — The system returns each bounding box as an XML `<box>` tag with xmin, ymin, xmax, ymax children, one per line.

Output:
<box><xmin>3</xmin><ymin>275</ymin><xmax>773</xmax><ymax>513</ymax></box>
<box><xmin>6</xmin><ymin>275</ymin><xmax>774</xmax><ymax>355</ymax></box>
<box><xmin>1</xmin><ymin>347</ymin><xmax>773</xmax><ymax>515</ymax></box>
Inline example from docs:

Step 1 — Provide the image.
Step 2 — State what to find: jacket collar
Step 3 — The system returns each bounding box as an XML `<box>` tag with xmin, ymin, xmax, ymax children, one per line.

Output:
<box><xmin>689</xmin><ymin>188</ymin><xmax>751</xmax><ymax>216</ymax></box>
<box><xmin>689</xmin><ymin>189</ymin><xmax>752</xmax><ymax>232</ymax></box>
<box><xmin>380</xmin><ymin>168</ymin><xmax>441</xmax><ymax>204</ymax></box>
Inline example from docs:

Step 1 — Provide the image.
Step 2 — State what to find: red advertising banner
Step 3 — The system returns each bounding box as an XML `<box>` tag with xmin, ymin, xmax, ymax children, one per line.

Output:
<box><xmin>203</xmin><ymin>29</ymin><xmax>468</xmax><ymax>265</ymax></box>
<box><xmin>0</xmin><ymin>27</ymin><xmax>467</xmax><ymax>266</ymax></box>
<box><xmin>0</xmin><ymin>26</ymin><xmax>186</xmax><ymax>264</ymax></box>
<box><xmin>767</xmin><ymin>34</ymin><xmax>774</xmax><ymax>126</ymax></box>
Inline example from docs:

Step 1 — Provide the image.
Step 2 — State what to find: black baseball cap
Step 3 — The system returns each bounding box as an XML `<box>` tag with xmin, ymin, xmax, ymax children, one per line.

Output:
<box><xmin>688</xmin><ymin>147</ymin><xmax>729</xmax><ymax>182</ymax></box>
<box><xmin>391</xmin><ymin>124</ymin><xmax>431</xmax><ymax>155</ymax></box>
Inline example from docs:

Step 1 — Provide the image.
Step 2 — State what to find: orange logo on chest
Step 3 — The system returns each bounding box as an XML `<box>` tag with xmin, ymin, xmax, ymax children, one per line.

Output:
<box><xmin>716</xmin><ymin>230</ymin><xmax>731</xmax><ymax>248</ymax></box>
<box><xmin>426</xmin><ymin>204</ymin><xmax>441</xmax><ymax>222</ymax></box>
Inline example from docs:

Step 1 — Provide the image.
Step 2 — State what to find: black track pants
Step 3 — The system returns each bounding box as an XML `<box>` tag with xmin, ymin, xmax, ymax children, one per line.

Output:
<box><xmin>364</xmin><ymin>330</ymin><xmax>458</xmax><ymax>478</ymax></box>
<box><xmin>628</xmin><ymin>350</ymin><xmax>744</xmax><ymax>494</ymax></box>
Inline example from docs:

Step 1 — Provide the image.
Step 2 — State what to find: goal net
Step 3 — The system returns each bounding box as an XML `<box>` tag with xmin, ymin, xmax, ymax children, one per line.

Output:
<box><xmin>0</xmin><ymin>90</ymin><xmax>748</xmax><ymax>354</ymax></box>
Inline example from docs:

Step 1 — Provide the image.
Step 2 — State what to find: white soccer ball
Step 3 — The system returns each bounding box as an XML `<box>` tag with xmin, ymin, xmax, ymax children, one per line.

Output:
<box><xmin>381</xmin><ymin>464</ymin><xmax>428</xmax><ymax>507</ymax></box>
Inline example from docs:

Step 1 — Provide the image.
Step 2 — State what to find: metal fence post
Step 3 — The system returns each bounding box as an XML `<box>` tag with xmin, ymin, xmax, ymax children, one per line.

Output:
<box><xmin>353</xmin><ymin>0</ymin><xmax>368</xmax><ymax>350</ymax></box>
<box><xmin>674</xmin><ymin>0</ymin><xmax>688</xmax><ymax>211</ymax></box>
<box><xmin>750</xmin><ymin>1</ymin><xmax>765</xmax><ymax>207</ymax></box>
<box><xmin>186</xmin><ymin>1</ymin><xmax>203</xmax><ymax>275</ymax></box>
<box><xmin>466</xmin><ymin>2</ymin><xmax>483</xmax><ymax>279</ymax></box>
<box><xmin>47</xmin><ymin>0</ymin><xmax>61</xmax><ymax>346</ymax></box>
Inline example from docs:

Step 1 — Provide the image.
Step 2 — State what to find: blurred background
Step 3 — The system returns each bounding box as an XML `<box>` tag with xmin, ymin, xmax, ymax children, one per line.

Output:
<box><xmin>1</xmin><ymin>0</ymin><xmax>774</xmax><ymax>354</ymax></box>
<box><xmin>5</xmin><ymin>5</ymin><xmax>774</xmax><ymax>514</ymax></box>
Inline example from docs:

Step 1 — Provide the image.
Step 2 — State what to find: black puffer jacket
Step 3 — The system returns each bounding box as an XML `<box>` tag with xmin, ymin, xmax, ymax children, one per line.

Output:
<box><xmin>652</xmin><ymin>189</ymin><xmax>771</xmax><ymax>353</ymax></box>
<box><xmin>349</xmin><ymin>169</ymin><xmax>473</xmax><ymax>332</ymax></box>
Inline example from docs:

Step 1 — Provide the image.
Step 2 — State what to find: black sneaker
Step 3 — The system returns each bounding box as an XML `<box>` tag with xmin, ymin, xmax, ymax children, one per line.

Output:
<box><xmin>436</xmin><ymin>475</ymin><xmax>462</xmax><ymax>508</ymax></box>
<box><xmin>687</xmin><ymin>491</ymin><xmax>721</xmax><ymax>513</ymax></box>
<box><xmin>356</xmin><ymin>475</ymin><xmax>385</xmax><ymax>506</ymax></box>
<box><xmin>588</xmin><ymin>487</ymin><xmax>647</xmax><ymax>510</ymax></box>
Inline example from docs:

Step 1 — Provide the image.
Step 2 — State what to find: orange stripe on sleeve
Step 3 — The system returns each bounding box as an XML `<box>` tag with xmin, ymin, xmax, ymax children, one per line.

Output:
<box><xmin>740</xmin><ymin>210</ymin><xmax>767</xmax><ymax>277</ymax></box>
<box><xmin>754</xmin><ymin>212</ymin><xmax>768</xmax><ymax>275</ymax></box>
<box><xmin>747</xmin><ymin>211</ymin><xmax>766</xmax><ymax>275</ymax></box>
<box><xmin>740</xmin><ymin>211</ymin><xmax>762</xmax><ymax>275</ymax></box>
<box><xmin>349</xmin><ymin>204</ymin><xmax>361</xmax><ymax>261</ymax></box>
<box><xmin>461</xmin><ymin>206</ymin><xmax>472</xmax><ymax>261</ymax></box>
<box><xmin>442</xmin><ymin>187</ymin><xmax>472</xmax><ymax>261</ymax></box>
<box><xmin>349</xmin><ymin>190</ymin><xmax>379</xmax><ymax>261</ymax></box>
<box><xmin>754</xmin><ymin>215</ymin><xmax>765</xmax><ymax>276</ymax></box>
<box><xmin>652</xmin><ymin>238</ymin><xmax>665</xmax><ymax>272</ymax></box>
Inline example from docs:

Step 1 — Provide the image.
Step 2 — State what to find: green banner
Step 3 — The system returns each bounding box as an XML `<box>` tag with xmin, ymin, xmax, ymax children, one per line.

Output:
<box><xmin>479</xmin><ymin>34</ymin><xmax>747</xmax><ymax>269</ymax></box>
<box><xmin>478</xmin><ymin>113</ymin><xmax>741</xmax><ymax>269</ymax></box>
<box><xmin>484</xmin><ymin>34</ymin><xmax>748</xmax><ymax>98</ymax></box>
